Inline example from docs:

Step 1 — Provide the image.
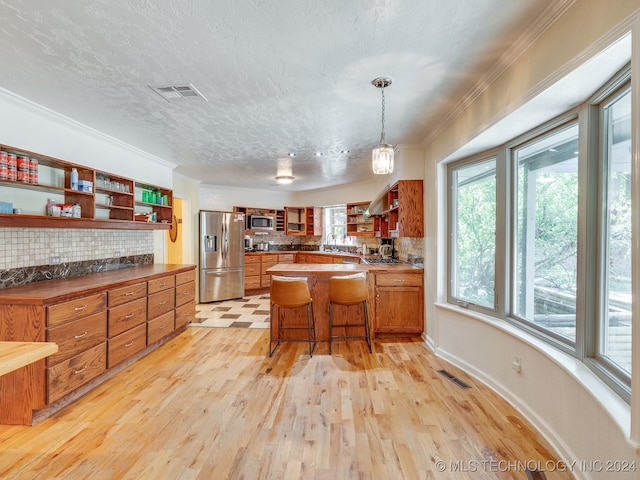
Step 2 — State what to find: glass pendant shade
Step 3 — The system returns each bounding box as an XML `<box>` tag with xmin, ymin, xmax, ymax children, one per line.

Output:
<box><xmin>372</xmin><ymin>143</ymin><xmax>394</xmax><ymax>174</ymax></box>
<box><xmin>371</xmin><ymin>77</ymin><xmax>394</xmax><ymax>175</ymax></box>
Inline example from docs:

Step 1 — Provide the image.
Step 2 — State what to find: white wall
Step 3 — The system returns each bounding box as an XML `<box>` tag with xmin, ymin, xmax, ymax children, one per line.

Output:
<box><xmin>0</xmin><ymin>88</ymin><xmax>176</xmax><ymax>268</ymax></box>
<box><xmin>425</xmin><ymin>1</ymin><xmax>640</xmax><ymax>478</ymax></box>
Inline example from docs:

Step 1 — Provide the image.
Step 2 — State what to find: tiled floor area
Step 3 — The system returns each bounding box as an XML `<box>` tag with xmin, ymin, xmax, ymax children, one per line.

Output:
<box><xmin>191</xmin><ymin>294</ymin><xmax>270</xmax><ymax>329</ymax></box>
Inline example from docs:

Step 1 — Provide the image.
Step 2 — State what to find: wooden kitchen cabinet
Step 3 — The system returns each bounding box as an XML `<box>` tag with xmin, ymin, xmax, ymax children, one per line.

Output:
<box><xmin>107</xmin><ymin>281</ymin><xmax>148</xmax><ymax>368</ymax></box>
<box><xmin>374</xmin><ymin>272</ymin><xmax>424</xmax><ymax>334</ymax></box>
<box><xmin>285</xmin><ymin>206</ymin><xmax>319</xmax><ymax>235</ymax></box>
<box><xmin>0</xmin><ymin>264</ymin><xmax>195</xmax><ymax>423</ymax></box>
<box><xmin>346</xmin><ymin>201</ymin><xmax>374</xmax><ymax>237</ymax></box>
<box><xmin>174</xmin><ymin>269</ymin><xmax>195</xmax><ymax>330</ymax></box>
<box><xmin>261</xmin><ymin>254</ymin><xmax>278</xmax><ymax>288</ymax></box>
<box><xmin>46</xmin><ymin>292</ymin><xmax>108</xmax><ymax>403</ymax></box>
<box><xmin>373</xmin><ymin>180</ymin><xmax>423</xmax><ymax>238</ymax></box>
<box><xmin>0</xmin><ymin>143</ymin><xmax>172</xmax><ymax>230</ymax></box>
<box><xmin>244</xmin><ymin>254</ymin><xmax>262</xmax><ymax>292</ymax></box>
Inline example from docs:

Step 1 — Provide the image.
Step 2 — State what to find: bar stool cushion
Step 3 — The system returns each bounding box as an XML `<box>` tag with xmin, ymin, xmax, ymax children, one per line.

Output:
<box><xmin>329</xmin><ymin>272</ymin><xmax>367</xmax><ymax>305</ymax></box>
<box><xmin>271</xmin><ymin>276</ymin><xmax>311</xmax><ymax>308</ymax></box>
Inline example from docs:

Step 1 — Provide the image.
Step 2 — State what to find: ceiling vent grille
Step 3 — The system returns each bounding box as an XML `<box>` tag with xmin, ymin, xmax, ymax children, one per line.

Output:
<box><xmin>149</xmin><ymin>83</ymin><xmax>208</xmax><ymax>103</ymax></box>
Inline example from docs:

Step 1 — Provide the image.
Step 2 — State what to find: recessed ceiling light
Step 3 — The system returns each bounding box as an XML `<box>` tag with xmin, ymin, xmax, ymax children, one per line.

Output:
<box><xmin>341</xmin><ymin>150</ymin><xmax>350</xmax><ymax>154</ymax></box>
<box><xmin>315</xmin><ymin>152</ymin><xmax>323</xmax><ymax>156</ymax></box>
<box><xmin>288</xmin><ymin>153</ymin><xmax>296</xmax><ymax>157</ymax></box>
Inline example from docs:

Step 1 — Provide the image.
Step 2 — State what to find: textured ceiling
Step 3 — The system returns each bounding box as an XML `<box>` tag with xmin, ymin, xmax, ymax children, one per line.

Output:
<box><xmin>0</xmin><ymin>0</ymin><xmax>558</xmax><ymax>191</ymax></box>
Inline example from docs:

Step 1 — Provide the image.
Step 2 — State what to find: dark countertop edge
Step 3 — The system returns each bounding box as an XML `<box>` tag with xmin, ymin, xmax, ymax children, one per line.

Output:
<box><xmin>266</xmin><ymin>263</ymin><xmax>423</xmax><ymax>274</ymax></box>
<box><xmin>0</xmin><ymin>264</ymin><xmax>196</xmax><ymax>304</ymax></box>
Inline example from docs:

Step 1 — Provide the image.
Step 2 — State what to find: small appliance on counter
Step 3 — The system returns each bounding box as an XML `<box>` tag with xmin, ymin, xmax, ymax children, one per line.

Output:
<box><xmin>379</xmin><ymin>238</ymin><xmax>394</xmax><ymax>258</ymax></box>
<box><xmin>244</xmin><ymin>235</ymin><xmax>253</xmax><ymax>251</ymax></box>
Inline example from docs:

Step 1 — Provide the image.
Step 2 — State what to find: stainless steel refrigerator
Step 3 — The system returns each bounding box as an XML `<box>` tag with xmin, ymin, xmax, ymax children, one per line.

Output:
<box><xmin>199</xmin><ymin>210</ymin><xmax>245</xmax><ymax>302</ymax></box>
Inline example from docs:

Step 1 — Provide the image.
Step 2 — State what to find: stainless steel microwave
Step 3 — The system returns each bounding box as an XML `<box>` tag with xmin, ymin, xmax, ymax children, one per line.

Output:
<box><xmin>248</xmin><ymin>215</ymin><xmax>274</xmax><ymax>230</ymax></box>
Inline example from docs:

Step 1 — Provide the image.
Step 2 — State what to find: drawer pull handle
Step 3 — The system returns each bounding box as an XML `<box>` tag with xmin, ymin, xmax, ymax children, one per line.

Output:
<box><xmin>74</xmin><ymin>305</ymin><xmax>87</xmax><ymax>311</ymax></box>
<box><xmin>74</xmin><ymin>332</ymin><xmax>87</xmax><ymax>339</ymax></box>
<box><xmin>159</xmin><ymin>324</ymin><xmax>166</xmax><ymax>329</ymax></box>
<box><xmin>394</xmin><ymin>279</ymin><xmax>405</xmax><ymax>283</ymax></box>
<box><xmin>125</xmin><ymin>313</ymin><xmax>134</xmax><ymax>319</ymax></box>
<box><xmin>124</xmin><ymin>292</ymin><xmax>134</xmax><ymax>296</ymax></box>
<box><xmin>74</xmin><ymin>366</ymin><xmax>87</xmax><ymax>375</ymax></box>
<box><xmin>159</xmin><ymin>282</ymin><xmax>166</xmax><ymax>287</ymax></box>
<box><xmin>125</xmin><ymin>341</ymin><xmax>134</xmax><ymax>348</ymax></box>
<box><xmin>159</xmin><ymin>301</ymin><xmax>166</xmax><ymax>305</ymax></box>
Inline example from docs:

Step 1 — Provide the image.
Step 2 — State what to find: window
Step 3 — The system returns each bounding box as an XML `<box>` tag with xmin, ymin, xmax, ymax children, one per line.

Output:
<box><xmin>513</xmin><ymin>123</ymin><xmax>579</xmax><ymax>343</ymax></box>
<box><xmin>322</xmin><ymin>205</ymin><xmax>347</xmax><ymax>245</ymax></box>
<box><xmin>449</xmin><ymin>158</ymin><xmax>497</xmax><ymax>310</ymax></box>
<box><xmin>598</xmin><ymin>85</ymin><xmax>632</xmax><ymax>377</ymax></box>
<box><xmin>446</xmin><ymin>65</ymin><xmax>632</xmax><ymax>400</ymax></box>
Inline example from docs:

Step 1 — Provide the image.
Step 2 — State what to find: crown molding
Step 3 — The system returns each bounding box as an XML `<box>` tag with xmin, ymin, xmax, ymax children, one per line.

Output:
<box><xmin>422</xmin><ymin>0</ymin><xmax>577</xmax><ymax>147</ymax></box>
<box><xmin>0</xmin><ymin>87</ymin><xmax>176</xmax><ymax>169</ymax></box>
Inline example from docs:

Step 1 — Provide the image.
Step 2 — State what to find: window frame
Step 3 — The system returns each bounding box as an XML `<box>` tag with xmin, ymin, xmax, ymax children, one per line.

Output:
<box><xmin>445</xmin><ymin>64</ymin><xmax>632</xmax><ymax>402</ymax></box>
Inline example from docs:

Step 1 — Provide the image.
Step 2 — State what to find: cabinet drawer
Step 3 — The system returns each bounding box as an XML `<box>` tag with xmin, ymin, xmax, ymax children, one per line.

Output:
<box><xmin>46</xmin><ymin>311</ymin><xmax>107</xmax><ymax>367</ymax></box>
<box><xmin>175</xmin><ymin>281</ymin><xmax>195</xmax><ymax>308</ymax></box>
<box><xmin>175</xmin><ymin>269</ymin><xmax>196</xmax><ymax>286</ymax></box>
<box><xmin>108</xmin><ymin>282</ymin><xmax>147</xmax><ymax>308</ymax></box>
<box><xmin>261</xmin><ymin>274</ymin><xmax>272</xmax><ymax>288</ymax></box>
<box><xmin>245</xmin><ymin>276</ymin><xmax>261</xmax><ymax>290</ymax></box>
<box><xmin>47</xmin><ymin>293</ymin><xmax>107</xmax><ymax>328</ymax></box>
<box><xmin>245</xmin><ymin>254</ymin><xmax>261</xmax><ymax>264</ymax></box>
<box><xmin>108</xmin><ymin>323</ymin><xmax>146</xmax><ymax>368</ymax></box>
<box><xmin>262</xmin><ymin>254</ymin><xmax>278</xmax><ymax>264</ymax></box>
<box><xmin>278</xmin><ymin>253</ymin><xmax>295</xmax><ymax>263</ymax></box>
<box><xmin>175</xmin><ymin>301</ymin><xmax>195</xmax><ymax>330</ymax></box>
<box><xmin>108</xmin><ymin>297</ymin><xmax>147</xmax><ymax>337</ymax></box>
<box><xmin>148</xmin><ymin>275</ymin><xmax>175</xmax><ymax>294</ymax></box>
<box><xmin>245</xmin><ymin>263</ymin><xmax>260</xmax><ymax>276</ymax></box>
<box><xmin>375</xmin><ymin>274</ymin><xmax>423</xmax><ymax>287</ymax></box>
<box><xmin>148</xmin><ymin>288</ymin><xmax>175</xmax><ymax>320</ymax></box>
<box><xmin>147</xmin><ymin>310</ymin><xmax>175</xmax><ymax>345</ymax></box>
<box><xmin>261</xmin><ymin>262</ymin><xmax>278</xmax><ymax>274</ymax></box>
<box><xmin>47</xmin><ymin>342</ymin><xmax>107</xmax><ymax>403</ymax></box>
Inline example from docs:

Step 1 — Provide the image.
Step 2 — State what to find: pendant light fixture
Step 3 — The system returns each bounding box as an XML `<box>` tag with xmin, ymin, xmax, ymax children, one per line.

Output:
<box><xmin>275</xmin><ymin>159</ymin><xmax>295</xmax><ymax>184</ymax></box>
<box><xmin>371</xmin><ymin>77</ymin><xmax>394</xmax><ymax>175</ymax></box>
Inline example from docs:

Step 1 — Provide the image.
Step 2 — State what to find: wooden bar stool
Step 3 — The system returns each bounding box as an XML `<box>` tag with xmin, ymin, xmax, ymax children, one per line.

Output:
<box><xmin>329</xmin><ymin>272</ymin><xmax>372</xmax><ymax>354</ymax></box>
<box><xmin>269</xmin><ymin>276</ymin><xmax>316</xmax><ymax>357</ymax></box>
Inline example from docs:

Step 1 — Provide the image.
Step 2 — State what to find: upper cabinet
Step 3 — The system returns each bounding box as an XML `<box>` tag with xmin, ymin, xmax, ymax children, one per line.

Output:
<box><xmin>346</xmin><ymin>201</ymin><xmax>374</xmax><ymax>237</ymax></box>
<box><xmin>0</xmin><ymin>144</ymin><xmax>172</xmax><ymax>230</ymax></box>
<box><xmin>373</xmin><ymin>180</ymin><xmax>423</xmax><ymax>238</ymax></box>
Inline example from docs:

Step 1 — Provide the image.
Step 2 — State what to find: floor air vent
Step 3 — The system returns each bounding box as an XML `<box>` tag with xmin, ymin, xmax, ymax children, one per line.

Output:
<box><xmin>437</xmin><ymin>369</ymin><xmax>471</xmax><ymax>389</ymax></box>
<box><xmin>526</xmin><ymin>469</ymin><xmax>547</xmax><ymax>480</ymax></box>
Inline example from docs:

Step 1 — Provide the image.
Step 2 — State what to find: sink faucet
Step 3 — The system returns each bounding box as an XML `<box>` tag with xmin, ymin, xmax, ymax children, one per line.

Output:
<box><xmin>326</xmin><ymin>233</ymin><xmax>336</xmax><ymax>247</ymax></box>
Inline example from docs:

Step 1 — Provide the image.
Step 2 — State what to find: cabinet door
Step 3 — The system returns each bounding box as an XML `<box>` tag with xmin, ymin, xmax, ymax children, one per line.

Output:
<box><xmin>375</xmin><ymin>286</ymin><xmax>423</xmax><ymax>334</ymax></box>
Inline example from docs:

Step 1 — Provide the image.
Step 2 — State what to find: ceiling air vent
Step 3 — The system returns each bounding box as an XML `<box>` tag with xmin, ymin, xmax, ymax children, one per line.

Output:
<box><xmin>149</xmin><ymin>83</ymin><xmax>208</xmax><ymax>103</ymax></box>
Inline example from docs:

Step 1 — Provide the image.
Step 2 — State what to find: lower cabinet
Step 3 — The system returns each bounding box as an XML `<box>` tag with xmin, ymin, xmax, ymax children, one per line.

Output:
<box><xmin>0</xmin><ymin>264</ymin><xmax>196</xmax><ymax>421</ymax></box>
<box><xmin>148</xmin><ymin>310</ymin><xmax>175</xmax><ymax>344</ymax></box>
<box><xmin>107</xmin><ymin>323</ymin><xmax>146</xmax><ymax>368</ymax></box>
<box><xmin>174</xmin><ymin>269</ymin><xmax>196</xmax><ymax>330</ymax></box>
<box><xmin>47</xmin><ymin>343</ymin><xmax>107</xmax><ymax>403</ymax></box>
<box><xmin>45</xmin><ymin>293</ymin><xmax>108</xmax><ymax>404</ymax></box>
<box><xmin>374</xmin><ymin>273</ymin><xmax>424</xmax><ymax>334</ymax></box>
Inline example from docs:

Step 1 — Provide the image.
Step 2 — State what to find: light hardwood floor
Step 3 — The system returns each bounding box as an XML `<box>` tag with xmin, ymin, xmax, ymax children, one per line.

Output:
<box><xmin>0</xmin><ymin>328</ymin><xmax>573</xmax><ymax>479</ymax></box>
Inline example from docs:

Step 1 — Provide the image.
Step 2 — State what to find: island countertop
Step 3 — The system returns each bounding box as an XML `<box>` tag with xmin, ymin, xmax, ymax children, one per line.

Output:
<box><xmin>266</xmin><ymin>263</ymin><xmax>424</xmax><ymax>344</ymax></box>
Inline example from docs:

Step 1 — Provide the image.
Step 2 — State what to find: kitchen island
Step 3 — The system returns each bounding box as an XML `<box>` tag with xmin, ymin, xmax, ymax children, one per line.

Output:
<box><xmin>266</xmin><ymin>262</ymin><xmax>424</xmax><ymax>344</ymax></box>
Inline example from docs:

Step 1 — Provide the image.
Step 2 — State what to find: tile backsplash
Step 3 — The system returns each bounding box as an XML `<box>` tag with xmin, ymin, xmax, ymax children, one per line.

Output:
<box><xmin>0</xmin><ymin>228</ymin><xmax>154</xmax><ymax>270</ymax></box>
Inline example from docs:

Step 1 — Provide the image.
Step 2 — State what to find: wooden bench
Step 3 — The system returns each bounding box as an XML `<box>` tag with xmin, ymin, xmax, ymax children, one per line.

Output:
<box><xmin>0</xmin><ymin>342</ymin><xmax>58</xmax><ymax>425</ymax></box>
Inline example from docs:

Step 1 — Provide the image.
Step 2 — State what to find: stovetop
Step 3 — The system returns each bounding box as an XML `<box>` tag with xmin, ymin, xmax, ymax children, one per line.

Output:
<box><xmin>362</xmin><ymin>258</ymin><xmax>404</xmax><ymax>264</ymax></box>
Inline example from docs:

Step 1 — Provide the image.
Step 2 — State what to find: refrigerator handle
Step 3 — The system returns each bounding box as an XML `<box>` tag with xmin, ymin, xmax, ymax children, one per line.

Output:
<box><xmin>221</xmin><ymin>221</ymin><xmax>226</xmax><ymax>260</ymax></box>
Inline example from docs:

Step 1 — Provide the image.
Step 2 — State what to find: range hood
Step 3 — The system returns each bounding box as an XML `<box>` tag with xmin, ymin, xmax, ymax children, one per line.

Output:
<box><xmin>365</xmin><ymin>183</ymin><xmax>390</xmax><ymax>216</ymax></box>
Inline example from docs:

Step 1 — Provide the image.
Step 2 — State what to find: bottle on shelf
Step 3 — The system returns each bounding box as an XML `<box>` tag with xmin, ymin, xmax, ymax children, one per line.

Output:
<box><xmin>70</xmin><ymin>168</ymin><xmax>78</xmax><ymax>190</ymax></box>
